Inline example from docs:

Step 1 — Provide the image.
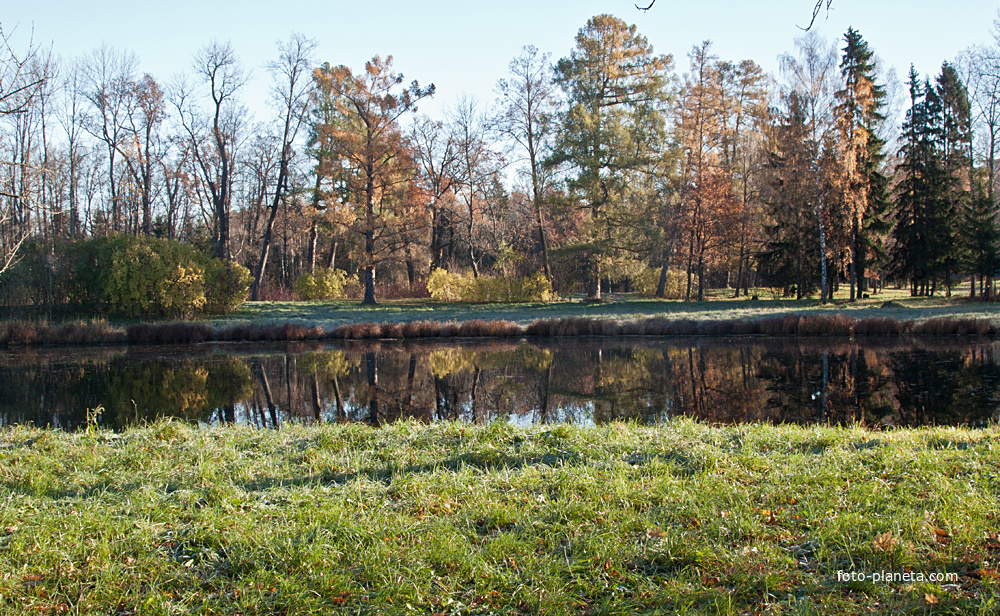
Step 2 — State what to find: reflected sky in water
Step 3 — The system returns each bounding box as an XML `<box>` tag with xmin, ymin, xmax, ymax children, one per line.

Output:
<box><xmin>2</xmin><ymin>338</ymin><xmax>999</xmax><ymax>431</ymax></box>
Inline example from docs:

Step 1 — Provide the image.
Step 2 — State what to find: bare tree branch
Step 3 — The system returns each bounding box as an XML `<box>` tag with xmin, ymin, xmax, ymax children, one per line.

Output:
<box><xmin>800</xmin><ymin>0</ymin><xmax>834</xmax><ymax>31</ymax></box>
<box><xmin>0</xmin><ymin>23</ymin><xmax>44</xmax><ymax>115</ymax></box>
<box><xmin>636</xmin><ymin>1</ymin><xmax>833</xmax><ymax>31</ymax></box>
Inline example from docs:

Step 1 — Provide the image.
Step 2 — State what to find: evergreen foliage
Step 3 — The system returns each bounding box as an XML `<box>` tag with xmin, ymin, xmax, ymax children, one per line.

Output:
<box><xmin>550</xmin><ymin>14</ymin><xmax>672</xmax><ymax>300</ymax></box>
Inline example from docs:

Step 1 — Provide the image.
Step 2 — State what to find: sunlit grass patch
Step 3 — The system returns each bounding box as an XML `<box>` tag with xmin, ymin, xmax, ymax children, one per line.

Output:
<box><xmin>1</xmin><ymin>420</ymin><xmax>999</xmax><ymax>613</ymax></box>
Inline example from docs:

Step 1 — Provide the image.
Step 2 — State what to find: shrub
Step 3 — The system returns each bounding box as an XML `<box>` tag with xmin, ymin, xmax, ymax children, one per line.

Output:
<box><xmin>294</xmin><ymin>268</ymin><xmax>353</xmax><ymax>300</ymax></box>
<box><xmin>39</xmin><ymin>235</ymin><xmax>251</xmax><ymax>318</ymax></box>
<box><xmin>204</xmin><ymin>259</ymin><xmax>252</xmax><ymax>314</ymax></box>
<box><xmin>428</xmin><ymin>268</ymin><xmax>554</xmax><ymax>303</ymax></box>
<box><xmin>88</xmin><ymin>236</ymin><xmax>206</xmax><ymax>318</ymax></box>
<box><xmin>428</xmin><ymin>268</ymin><xmax>471</xmax><ymax>302</ymax></box>
<box><xmin>633</xmin><ymin>266</ymin><xmax>684</xmax><ymax>299</ymax></box>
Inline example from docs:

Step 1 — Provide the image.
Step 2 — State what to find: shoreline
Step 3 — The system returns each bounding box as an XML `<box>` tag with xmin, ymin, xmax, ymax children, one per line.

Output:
<box><xmin>1</xmin><ymin>311</ymin><xmax>998</xmax><ymax>347</ymax></box>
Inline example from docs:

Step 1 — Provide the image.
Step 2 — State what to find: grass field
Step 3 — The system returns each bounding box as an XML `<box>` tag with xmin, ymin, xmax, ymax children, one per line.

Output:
<box><xmin>215</xmin><ymin>286</ymin><xmax>1000</xmax><ymax>331</ymax></box>
<box><xmin>2</xmin><ymin>420</ymin><xmax>999</xmax><ymax>614</ymax></box>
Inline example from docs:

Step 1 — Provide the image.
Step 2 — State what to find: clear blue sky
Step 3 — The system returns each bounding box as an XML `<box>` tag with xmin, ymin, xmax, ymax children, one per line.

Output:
<box><xmin>4</xmin><ymin>0</ymin><xmax>998</xmax><ymax>122</ymax></box>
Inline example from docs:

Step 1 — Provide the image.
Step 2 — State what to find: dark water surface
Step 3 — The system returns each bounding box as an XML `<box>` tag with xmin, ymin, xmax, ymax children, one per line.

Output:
<box><xmin>2</xmin><ymin>338</ymin><xmax>999</xmax><ymax>430</ymax></box>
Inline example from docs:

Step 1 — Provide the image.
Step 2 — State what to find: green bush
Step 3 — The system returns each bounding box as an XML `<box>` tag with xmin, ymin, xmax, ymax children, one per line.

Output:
<box><xmin>294</xmin><ymin>268</ymin><xmax>354</xmax><ymax>300</ymax></box>
<box><xmin>428</xmin><ymin>268</ymin><xmax>554</xmax><ymax>303</ymax></box>
<box><xmin>204</xmin><ymin>259</ymin><xmax>252</xmax><ymax>314</ymax></box>
<box><xmin>60</xmin><ymin>235</ymin><xmax>247</xmax><ymax>318</ymax></box>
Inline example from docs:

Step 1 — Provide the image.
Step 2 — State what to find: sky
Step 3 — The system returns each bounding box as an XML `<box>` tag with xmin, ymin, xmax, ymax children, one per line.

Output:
<box><xmin>3</xmin><ymin>0</ymin><xmax>999</xmax><ymax>124</ymax></box>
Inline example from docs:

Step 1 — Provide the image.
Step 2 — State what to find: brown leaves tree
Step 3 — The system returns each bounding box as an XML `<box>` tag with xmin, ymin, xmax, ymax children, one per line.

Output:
<box><xmin>312</xmin><ymin>55</ymin><xmax>434</xmax><ymax>304</ymax></box>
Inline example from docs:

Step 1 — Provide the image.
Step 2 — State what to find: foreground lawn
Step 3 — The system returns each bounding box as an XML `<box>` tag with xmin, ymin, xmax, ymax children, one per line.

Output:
<box><xmin>1</xmin><ymin>420</ymin><xmax>999</xmax><ymax>615</ymax></box>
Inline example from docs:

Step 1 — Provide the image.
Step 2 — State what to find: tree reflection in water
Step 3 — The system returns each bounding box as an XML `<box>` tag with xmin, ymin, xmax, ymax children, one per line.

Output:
<box><xmin>2</xmin><ymin>339</ymin><xmax>999</xmax><ymax>430</ymax></box>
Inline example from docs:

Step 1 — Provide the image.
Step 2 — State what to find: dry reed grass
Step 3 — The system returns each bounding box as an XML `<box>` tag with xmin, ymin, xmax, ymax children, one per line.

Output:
<box><xmin>4</xmin><ymin>312</ymin><xmax>1000</xmax><ymax>348</ymax></box>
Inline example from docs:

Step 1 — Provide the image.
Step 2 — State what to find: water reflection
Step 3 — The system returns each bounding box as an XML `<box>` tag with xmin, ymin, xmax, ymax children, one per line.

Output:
<box><xmin>2</xmin><ymin>338</ymin><xmax>999</xmax><ymax>430</ymax></box>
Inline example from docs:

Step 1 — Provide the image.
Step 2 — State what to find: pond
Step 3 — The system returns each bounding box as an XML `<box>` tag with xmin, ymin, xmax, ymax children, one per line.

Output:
<box><xmin>2</xmin><ymin>338</ymin><xmax>999</xmax><ymax>431</ymax></box>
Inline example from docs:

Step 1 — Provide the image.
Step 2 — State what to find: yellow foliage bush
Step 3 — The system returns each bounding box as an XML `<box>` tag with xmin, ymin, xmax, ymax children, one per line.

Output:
<box><xmin>294</xmin><ymin>268</ymin><xmax>354</xmax><ymax>300</ymax></box>
<box><xmin>634</xmin><ymin>266</ymin><xmax>684</xmax><ymax>299</ymax></box>
<box><xmin>428</xmin><ymin>269</ymin><xmax>554</xmax><ymax>303</ymax></box>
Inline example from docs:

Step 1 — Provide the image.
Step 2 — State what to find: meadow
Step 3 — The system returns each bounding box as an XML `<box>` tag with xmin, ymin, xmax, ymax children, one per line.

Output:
<box><xmin>1</xmin><ymin>419</ymin><xmax>998</xmax><ymax>614</ymax></box>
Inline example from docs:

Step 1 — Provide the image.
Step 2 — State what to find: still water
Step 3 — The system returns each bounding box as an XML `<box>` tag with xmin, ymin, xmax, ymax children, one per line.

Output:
<box><xmin>2</xmin><ymin>338</ymin><xmax>999</xmax><ymax>431</ymax></box>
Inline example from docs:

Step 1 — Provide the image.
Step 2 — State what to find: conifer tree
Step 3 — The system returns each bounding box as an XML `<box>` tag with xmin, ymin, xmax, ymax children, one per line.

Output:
<box><xmin>935</xmin><ymin>62</ymin><xmax>973</xmax><ymax>296</ymax></box>
<box><xmin>834</xmin><ymin>27</ymin><xmax>888</xmax><ymax>300</ymax></box>
<box><xmin>893</xmin><ymin>67</ymin><xmax>949</xmax><ymax>295</ymax></box>
<box><xmin>760</xmin><ymin>92</ymin><xmax>821</xmax><ymax>298</ymax></box>
<box><xmin>551</xmin><ymin>14</ymin><xmax>671</xmax><ymax>300</ymax></box>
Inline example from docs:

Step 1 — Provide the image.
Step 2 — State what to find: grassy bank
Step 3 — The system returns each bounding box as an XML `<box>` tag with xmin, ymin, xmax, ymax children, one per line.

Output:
<box><xmin>6</xmin><ymin>292</ymin><xmax>1000</xmax><ymax>347</ymax></box>
<box><xmin>1</xmin><ymin>420</ymin><xmax>998</xmax><ymax>614</ymax></box>
<box><xmin>220</xmin><ymin>290</ymin><xmax>1000</xmax><ymax>331</ymax></box>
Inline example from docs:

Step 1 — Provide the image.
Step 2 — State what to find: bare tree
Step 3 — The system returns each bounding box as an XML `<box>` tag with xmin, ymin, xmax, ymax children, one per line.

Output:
<box><xmin>0</xmin><ymin>24</ymin><xmax>44</xmax><ymax>117</ymax></box>
<box><xmin>495</xmin><ymin>45</ymin><xmax>559</xmax><ymax>280</ymax></box>
<box><xmin>57</xmin><ymin>60</ymin><xmax>89</xmax><ymax>237</ymax></box>
<box><xmin>0</xmin><ymin>23</ymin><xmax>47</xmax><ymax>275</ymax></box>
<box><xmin>250</xmin><ymin>33</ymin><xmax>316</xmax><ymax>300</ymax></box>
<box><xmin>82</xmin><ymin>44</ymin><xmax>137</xmax><ymax>233</ymax></box>
<box><xmin>173</xmin><ymin>40</ymin><xmax>248</xmax><ymax>260</ymax></box>
<box><xmin>450</xmin><ymin>95</ymin><xmax>502</xmax><ymax>278</ymax></box>
<box><xmin>411</xmin><ymin>114</ymin><xmax>459</xmax><ymax>271</ymax></box>
<box><xmin>120</xmin><ymin>74</ymin><xmax>166</xmax><ymax>235</ymax></box>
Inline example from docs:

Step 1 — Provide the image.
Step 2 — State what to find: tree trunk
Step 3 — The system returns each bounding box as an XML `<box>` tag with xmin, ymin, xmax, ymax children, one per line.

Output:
<box><xmin>307</xmin><ymin>219</ymin><xmax>318</xmax><ymax>275</ymax></box>
<box><xmin>363</xmin><ymin>178</ymin><xmax>377</xmax><ymax>305</ymax></box>
<box><xmin>849</xmin><ymin>223</ymin><xmax>857</xmax><ymax>302</ymax></box>
<box><xmin>535</xmin><ymin>197</ymin><xmax>551</xmax><ymax>281</ymax></box>
<box><xmin>587</xmin><ymin>256</ymin><xmax>601</xmax><ymax>300</ymax></box>
<box><xmin>250</xmin><ymin>191</ymin><xmax>281</xmax><ymax>302</ymax></box>
<box><xmin>327</xmin><ymin>240</ymin><xmax>337</xmax><ymax>270</ymax></box>
<box><xmin>655</xmin><ymin>242</ymin><xmax>674</xmax><ymax>298</ymax></box>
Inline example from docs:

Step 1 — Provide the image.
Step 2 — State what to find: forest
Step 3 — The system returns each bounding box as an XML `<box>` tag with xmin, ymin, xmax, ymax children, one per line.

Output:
<box><xmin>2</xmin><ymin>13</ymin><xmax>1000</xmax><ymax>315</ymax></box>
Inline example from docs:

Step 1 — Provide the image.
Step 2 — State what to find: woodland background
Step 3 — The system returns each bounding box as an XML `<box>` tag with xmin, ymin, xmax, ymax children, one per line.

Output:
<box><xmin>2</xmin><ymin>9</ymin><xmax>999</xmax><ymax>314</ymax></box>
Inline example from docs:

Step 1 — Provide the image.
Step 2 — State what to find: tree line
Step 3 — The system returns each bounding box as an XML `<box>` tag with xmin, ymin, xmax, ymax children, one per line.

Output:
<box><xmin>3</xmin><ymin>14</ymin><xmax>1000</xmax><ymax>310</ymax></box>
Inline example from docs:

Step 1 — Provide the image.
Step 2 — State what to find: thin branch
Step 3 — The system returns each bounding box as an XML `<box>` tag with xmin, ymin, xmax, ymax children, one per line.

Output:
<box><xmin>635</xmin><ymin>0</ymin><xmax>655</xmax><ymax>10</ymax></box>
<box><xmin>800</xmin><ymin>0</ymin><xmax>834</xmax><ymax>31</ymax></box>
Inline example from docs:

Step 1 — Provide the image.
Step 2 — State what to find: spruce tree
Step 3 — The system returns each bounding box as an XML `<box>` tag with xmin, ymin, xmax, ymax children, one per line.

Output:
<box><xmin>834</xmin><ymin>27</ymin><xmax>888</xmax><ymax>299</ymax></box>
<box><xmin>893</xmin><ymin>67</ymin><xmax>948</xmax><ymax>295</ymax></box>
<box><xmin>936</xmin><ymin>62</ymin><xmax>973</xmax><ymax>296</ymax></box>
<box><xmin>760</xmin><ymin>92</ymin><xmax>821</xmax><ymax>298</ymax></box>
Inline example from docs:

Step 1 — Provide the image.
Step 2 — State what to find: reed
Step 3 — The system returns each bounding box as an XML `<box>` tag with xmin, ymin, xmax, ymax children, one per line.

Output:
<box><xmin>5</xmin><ymin>311</ymin><xmax>1000</xmax><ymax>348</ymax></box>
<box><xmin>127</xmin><ymin>322</ymin><xmax>213</xmax><ymax>344</ymax></box>
<box><xmin>854</xmin><ymin>316</ymin><xmax>911</xmax><ymax>336</ymax></box>
<box><xmin>911</xmin><ymin>317</ymin><xmax>996</xmax><ymax>336</ymax></box>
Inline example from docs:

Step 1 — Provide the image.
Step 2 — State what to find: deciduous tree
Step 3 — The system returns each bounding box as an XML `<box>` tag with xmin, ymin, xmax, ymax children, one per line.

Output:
<box><xmin>495</xmin><ymin>45</ymin><xmax>559</xmax><ymax>280</ymax></box>
<box><xmin>312</xmin><ymin>55</ymin><xmax>433</xmax><ymax>305</ymax></box>
<box><xmin>250</xmin><ymin>34</ymin><xmax>316</xmax><ymax>300</ymax></box>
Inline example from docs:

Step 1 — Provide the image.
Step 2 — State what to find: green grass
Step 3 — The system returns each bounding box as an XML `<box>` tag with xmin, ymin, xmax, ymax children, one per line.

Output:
<box><xmin>2</xmin><ymin>420</ymin><xmax>999</xmax><ymax>614</ymax></box>
<box><xmin>214</xmin><ymin>288</ymin><xmax>1000</xmax><ymax>333</ymax></box>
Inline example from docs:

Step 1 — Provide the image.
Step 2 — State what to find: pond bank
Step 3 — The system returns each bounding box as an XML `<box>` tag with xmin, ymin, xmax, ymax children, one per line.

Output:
<box><xmin>1</xmin><ymin>419</ymin><xmax>997</xmax><ymax>613</ymax></box>
<box><xmin>2</xmin><ymin>311</ymin><xmax>999</xmax><ymax>347</ymax></box>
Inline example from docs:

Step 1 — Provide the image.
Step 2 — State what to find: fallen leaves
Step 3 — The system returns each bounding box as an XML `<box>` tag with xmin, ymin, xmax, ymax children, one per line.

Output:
<box><xmin>873</xmin><ymin>531</ymin><xmax>897</xmax><ymax>552</ymax></box>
